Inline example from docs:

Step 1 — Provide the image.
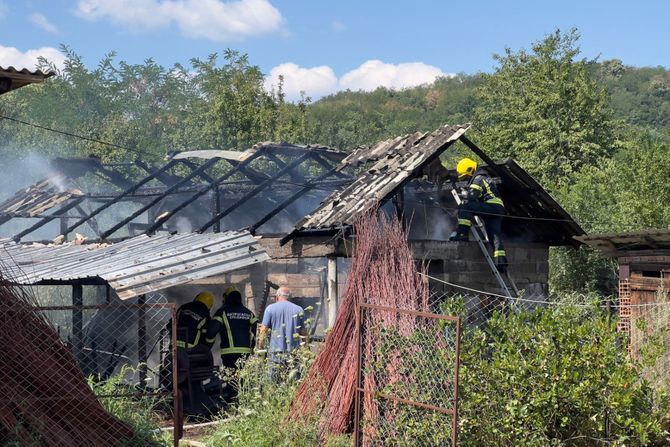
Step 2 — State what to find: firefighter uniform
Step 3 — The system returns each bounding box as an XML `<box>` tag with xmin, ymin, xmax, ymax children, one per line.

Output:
<box><xmin>206</xmin><ymin>289</ymin><xmax>258</xmax><ymax>369</ymax></box>
<box><xmin>175</xmin><ymin>299</ymin><xmax>212</xmax><ymax>350</ymax></box>
<box><xmin>452</xmin><ymin>162</ymin><xmax>508</xmax><ymax>273</ymax></box>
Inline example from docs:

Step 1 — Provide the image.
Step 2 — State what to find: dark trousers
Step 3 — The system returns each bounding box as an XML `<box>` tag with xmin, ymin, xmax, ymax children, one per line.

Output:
<box><xmin>457</xmin><ymin>202</ymin><xmax>508</xmax><ymax>272</ymax></box>
<box><xmin>220</xmin><ymin>353</ymin><xmax>250</xmax><ymax>401</ymax></box>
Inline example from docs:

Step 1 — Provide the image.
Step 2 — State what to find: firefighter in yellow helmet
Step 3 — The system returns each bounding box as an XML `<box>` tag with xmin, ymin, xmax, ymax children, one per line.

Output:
<box><xmin>206</xmin><ymin>286</ymin><xmax>258</xmax><ymax>369</ymax></box>
<box><xmin>450</xmin><ymin>158</ymin><xmax>508</xmax><ymax>272</ymax></box>
<box><xmin>175</xmin><ymin>291</ymin><xmax>214</xmax><ymax>350</ymax></box>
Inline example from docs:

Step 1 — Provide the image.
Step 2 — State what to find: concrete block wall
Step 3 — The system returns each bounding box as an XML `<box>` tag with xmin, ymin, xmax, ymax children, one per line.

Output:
<box><xmin>420</xmin><ymin>241</ymin><xmax>549</xmax><ymax>300</ymax></box>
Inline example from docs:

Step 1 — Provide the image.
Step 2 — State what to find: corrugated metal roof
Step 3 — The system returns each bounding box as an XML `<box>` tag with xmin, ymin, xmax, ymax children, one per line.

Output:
<box><xmin>0</xmin><ymin>66</ymin><xmax>55</xmax><ymax>95</ymax></box>
<box><xmin>577</xmin><ymin>229</ymin><xmax>670</xmax><ymax>256</ymax></box>
<box><xmin>0</xmin><ymin>231</ymin><xmax>270</xmax><ymax>299</ymax></box>
<box><xmin>294</xmin><ymin>124</ymin><xmax>470</xmax><ymax>231</ymax></box>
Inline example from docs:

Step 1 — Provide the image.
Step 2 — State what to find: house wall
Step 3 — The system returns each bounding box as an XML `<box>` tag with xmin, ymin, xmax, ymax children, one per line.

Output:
<box><xmin>411</xmin><ymin>241</ymin><xmax>549</xmax><ymax>299</ymax></box>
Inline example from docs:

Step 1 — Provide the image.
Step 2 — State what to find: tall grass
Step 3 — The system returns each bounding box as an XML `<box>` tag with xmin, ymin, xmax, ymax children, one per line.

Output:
<box><xmin>206</xmin><ymin>349</ymin><xmax>350</xmax><ymax>447</ymax></box>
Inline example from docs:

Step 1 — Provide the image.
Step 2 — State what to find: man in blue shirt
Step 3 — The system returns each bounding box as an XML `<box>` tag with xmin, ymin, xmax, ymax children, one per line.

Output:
<box><xmin>258</xmin><ymin>286</ymin><xmax>306</xmax><ymax>381</ymax></box>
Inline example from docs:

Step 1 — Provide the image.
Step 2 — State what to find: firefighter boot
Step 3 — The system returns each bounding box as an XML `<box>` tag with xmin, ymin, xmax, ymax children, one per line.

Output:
<box><xmin>494</xmin><ymin>250</ymin><xmax>508</xmax><ymax>273</ymax></box>
<box><xmin>449</xmin><ymin>224</ymin><xmax>470</xmax><ymax>242</ymax></box>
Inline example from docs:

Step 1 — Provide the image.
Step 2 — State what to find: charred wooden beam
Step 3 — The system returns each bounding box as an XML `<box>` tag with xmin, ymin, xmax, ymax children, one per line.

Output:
<box><xmin>93</xmin><ymin>164</ymin><xmax>136</xmax><ymax>190</ymax></box>
<box><xmin>249</xmin><ymin>165</ymin><xmax>340</xmax><ymax>235</ymax></box>
<box><xmin>198</xmin><ymin>152</ymin><xmax>312</xmax><ymax>233</ymax></box>
<box><xmin>310</xmin><ymin>152</ymin><xmax>351</xmax><ymax>179</ymax></box>
<box><xmin>99</xmin><ymin>158</ymin><xmax>220</xmax><ymax>240</ymax></box>
<box><xmin>74</xmin><ymin>204</ymin><xmax>101</xmax><ymax>238</ymax></box>
<box><xmin>144</xmin><ymin>152</ymin><xmax>264</xmax><ymax>235</ymax></box>
<box><xmin>12</xmin><ymin>197</ymin><xmax>84</xmax><ymax>242</ymax></box>
<box><xmin>134</xmin><ymin>160</ymin><xmax>184</xmax><ymax>187</ymax></box>
<box><xmin>61</xmin><ymin>159</ymin><xmax>179</xmax><ymax>237</ymax></box>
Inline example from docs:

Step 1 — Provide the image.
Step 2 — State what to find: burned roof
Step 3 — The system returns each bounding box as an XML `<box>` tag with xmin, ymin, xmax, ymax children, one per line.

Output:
<box><xmin>577</xmin><ymin>229</ymin><xmax>670</xmax><ymax>256</ymax></box>
<box><xmin>480</xmin><ymin>159</ymin><xmax>583</xmax><ymax>245</ymax></box>
<box><xmin>0</xmin><ymin>66</ymin><xmax>55</xmax><ymax>95</ymax></box>
<box><xmin>0</xmin><ymin>124</ymin><xmax>583</xmax><ymax>248</ymax></box>
<box><xmin>0</xmin><ymin>230</ymin><xmax>269</xmax><ymax>299</ymax></box>
<box><xmin>171</xmin><ymin>141</ymin><xmax>348</xmax><ymax>164</ymax></box>
<box><xmin>0</xmin><ymin>143</ymin><xmax>351</xmax><ymax>243</ymax></box>
<box><xmin>293</xmin><ymin>124</ymin><xmax>470</xmax><ymax>232</ymax></box>
<box><xmin>0</xmin><ymin>178</ymin><xmax>83</xmax><ymax>219</ymax></box>
<box><xmin>288</xmin><ymin>124</ymin><xmax>583</xmax><ymax>246</ymax></box>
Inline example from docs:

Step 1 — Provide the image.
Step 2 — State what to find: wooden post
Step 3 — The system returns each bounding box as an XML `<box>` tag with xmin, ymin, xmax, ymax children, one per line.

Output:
<box><xmin>72</xmin><ymin>284</ymin><xmax>83</xmax><ymax>362</ymax></box>
<box><xmin>138</xmin><ymin>294</ymin><xmax>148</xmax><ymax>387</ymax></box>
<box><xmin>327</xmin><ymin>256</ymin><xmax>338</xmax><ymax>328</ymax></box>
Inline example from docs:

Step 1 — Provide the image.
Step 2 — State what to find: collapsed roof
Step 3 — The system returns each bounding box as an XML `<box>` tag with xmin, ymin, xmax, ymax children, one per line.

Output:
<box><xmin>0</xmin><ymin>124</ymin><xmax>584</xmax><ymax>248</ymax></box>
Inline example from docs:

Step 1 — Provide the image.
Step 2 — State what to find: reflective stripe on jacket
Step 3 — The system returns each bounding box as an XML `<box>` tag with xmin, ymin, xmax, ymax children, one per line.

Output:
<box><xmin>207</xmin><ymin>304</ymin><xmax>258</xmax><ymax>356</ymax></box>
<box><xmin>175</xmin><ymin>301</ymin><xmax>211</xmax><ymax>349</ymax></box>
<box><xmin>469</xmin><ymin>169</ymin><xmax>504</xmax><ymax>207</ymax></box>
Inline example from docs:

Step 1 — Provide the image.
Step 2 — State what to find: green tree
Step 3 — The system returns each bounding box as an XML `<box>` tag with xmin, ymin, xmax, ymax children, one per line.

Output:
<box><xmin>474</xmin><ymin>29</ymin><xmax>620</xmax><ymax>190</ymax></box>
<box><xmin>0</xmin><ymin>48</ymin><xmax>309</xmax><ymax>164</ymax></box>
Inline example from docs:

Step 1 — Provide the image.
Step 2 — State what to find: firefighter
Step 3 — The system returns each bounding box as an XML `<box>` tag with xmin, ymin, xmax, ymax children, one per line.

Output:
<box><xmin>175</xmin><ymin>291</ymin><xmax>215</xmax><ymax>351</ymax></box>
<box><xmin>449</xmin><ymin>157</ymin><xmax>508</xmax><ymax>272</ymax></box>
<box><xmin>206</xmin><ymin>287</ymin><xmax>258</xmax><ymax>370</ymax></box>
<box><xmin>160</xmin><ymin>291</ymin><xmax>214</xmax><ymax>397</ymax></box>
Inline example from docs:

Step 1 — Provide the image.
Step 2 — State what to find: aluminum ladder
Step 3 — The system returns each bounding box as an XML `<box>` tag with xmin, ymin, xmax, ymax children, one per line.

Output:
<box><xmin>451</xmin><ymin>189</ymin><xmax>518</xmax><ymax>299</ymax></box>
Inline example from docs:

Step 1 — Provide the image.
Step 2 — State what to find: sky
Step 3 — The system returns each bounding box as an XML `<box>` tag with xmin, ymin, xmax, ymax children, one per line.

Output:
<box><xmin>1</xmin><ymin>0</ymin><xmax>669</xmax><ymax>101</ymax></box>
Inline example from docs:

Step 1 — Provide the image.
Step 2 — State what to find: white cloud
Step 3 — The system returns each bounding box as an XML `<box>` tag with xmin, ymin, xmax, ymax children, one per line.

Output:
<box><xmin>0</xmin><ymin>45</ymin><xmax>65</xmax><ymax>70</ymax></box>
<box><xmin>264</xmin><ymin>63</ymin><xmax>337</xmax><ymax>101</ymax></box>
<box><xmin>340</xmin><ymin>60</ymin><xmax>448</xmax><ymax>92</ymax></box>
<box><xmin>75</xmin><ymin>0</ymin><xmax>284</xmax><ymax>41</ymax></box>
<box><xmin>265</xmin><ymin>60</ymin><xmax>451</xmax><ymax>102</ymax></box>
<box><xmin>30</xmin><ymin>13</ymin><xmax>58</xmax><ymax>34</ymax></box>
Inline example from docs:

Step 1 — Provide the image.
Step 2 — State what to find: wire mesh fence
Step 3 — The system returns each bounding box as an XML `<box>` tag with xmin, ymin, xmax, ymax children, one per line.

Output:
<box><xmin>0</xmin><ymin>298</ymin><xmax>180</xmax><ymax>447</ymax></box>
<box><xmin>354</xmin><ymin>303</ymin><xmax>460</xmax><ymax>447</ymax></box>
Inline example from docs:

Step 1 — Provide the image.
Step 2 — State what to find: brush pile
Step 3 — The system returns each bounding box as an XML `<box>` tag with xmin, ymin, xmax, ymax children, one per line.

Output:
<box><xmin>289</xmin><ymin>211</ymin><xmax>428</xmax><ymax>440</ymax></box>
<box><xmin>0</xmin><ymin>268</ymin><xmax>135</xmax><ymax>446</ymax></box>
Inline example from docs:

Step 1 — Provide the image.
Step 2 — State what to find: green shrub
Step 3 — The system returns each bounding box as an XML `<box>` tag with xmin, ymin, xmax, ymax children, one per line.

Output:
<box><xmin>447</xmin><ymin>299</ymin><xmax>670</xmax><ymax>447</ymax></box>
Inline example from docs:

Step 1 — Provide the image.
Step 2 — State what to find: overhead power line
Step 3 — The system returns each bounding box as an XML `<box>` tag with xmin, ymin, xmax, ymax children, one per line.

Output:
<box><xmin>0</xmin><ymin>114</ymin><xmax>159</xmax><ymax>159</ymax></box>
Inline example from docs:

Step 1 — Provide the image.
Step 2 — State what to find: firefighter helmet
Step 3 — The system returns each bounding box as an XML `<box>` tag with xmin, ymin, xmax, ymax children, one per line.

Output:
<box><xmin>194</xmin><ymin>291</ymin><xmax>215</xmax><ymax>310</ymax></box>
<box><xmin>456</xmin><ymin>158</ymin><xmax>478</xmax><ymax>179</ymax></box>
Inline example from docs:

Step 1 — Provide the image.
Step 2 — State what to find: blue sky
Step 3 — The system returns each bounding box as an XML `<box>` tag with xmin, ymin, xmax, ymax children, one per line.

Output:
<box><xmin>1</xmin><ymin>0</ymin><xmax>669</xmax><ymax>100</ymax></box>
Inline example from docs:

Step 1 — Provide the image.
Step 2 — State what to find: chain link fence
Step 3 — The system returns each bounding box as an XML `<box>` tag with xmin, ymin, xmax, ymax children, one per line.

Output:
<box><xmin>354</xmin><ymin>303</ymin><xmax>460</xmax><ymax>447</ymax></box>
<box><xmin>0</xmin><ymin>297</ymin><xmax>180</xmax><ymax>446</ymax></box>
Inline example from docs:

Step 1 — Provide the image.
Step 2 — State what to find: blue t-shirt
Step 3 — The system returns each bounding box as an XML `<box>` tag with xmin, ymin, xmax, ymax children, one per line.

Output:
<box><xmin>262</xmin><ymin>300</ymin><xmax>305</xmax><ymax>353</ymax></box>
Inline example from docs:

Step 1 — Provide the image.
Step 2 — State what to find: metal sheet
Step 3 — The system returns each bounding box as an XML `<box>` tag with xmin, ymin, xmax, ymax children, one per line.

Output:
<box><xmin>171</xmin><ymin>150</ymin><xmax>251</xmax><ymax>162</ymax></box>
<box><xmin>0</xmin><ymin>231</ymin><xmax>270</xmax><ymax>300</ymax></box>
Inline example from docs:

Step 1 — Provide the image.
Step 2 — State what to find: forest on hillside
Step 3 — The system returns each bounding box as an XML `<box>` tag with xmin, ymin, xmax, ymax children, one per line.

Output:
<box><xmin>1</xmin><ymin>29</ymin><xmax>670</xmax><ymax>294</ymax></box>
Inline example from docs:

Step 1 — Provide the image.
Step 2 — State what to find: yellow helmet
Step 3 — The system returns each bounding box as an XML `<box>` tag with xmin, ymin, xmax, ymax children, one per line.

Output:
<box><xmin>456</xmin><ymin>158</ymin><xmax>478</xmax><ymax>180</ymax></box>
<box><xmin>194</xmin><ymin>291</ymin><xmax>215</xmax><ymax>310</ymax></box>
<box><xmin>223</xmin><ymin>286</ymin><xmax>239</xmax><ymax>300</ymax></box>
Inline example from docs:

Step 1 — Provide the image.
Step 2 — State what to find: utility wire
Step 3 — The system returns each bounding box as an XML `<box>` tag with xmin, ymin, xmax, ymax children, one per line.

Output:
<box><xmin>0</xmin><ymin>114</ymin><xmax>159</xmax><ymax>159</ymax></box>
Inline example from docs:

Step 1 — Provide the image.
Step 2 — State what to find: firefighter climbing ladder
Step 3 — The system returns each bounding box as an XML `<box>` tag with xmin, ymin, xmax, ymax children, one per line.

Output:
<box><xmin>451</xmin><ymin>189</ymin><xmax>518</xmax><ymax>299</ymax></box>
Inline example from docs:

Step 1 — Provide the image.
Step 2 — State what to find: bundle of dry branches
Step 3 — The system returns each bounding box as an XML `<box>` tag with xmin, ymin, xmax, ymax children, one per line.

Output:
<box><xmin>288</xmin><ymin>211</ymin><xmax>428</xmax><ymax>440</ymax></box>
<box><xmin>0</xmin><ymin>268</ymin><xmax>135</xmax><ymax>446</ymax></box>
